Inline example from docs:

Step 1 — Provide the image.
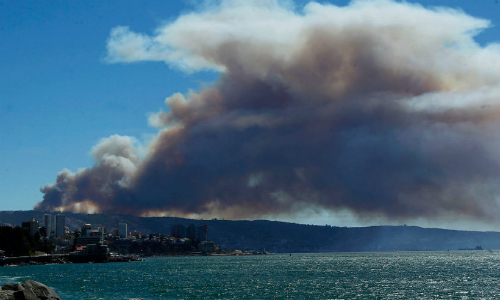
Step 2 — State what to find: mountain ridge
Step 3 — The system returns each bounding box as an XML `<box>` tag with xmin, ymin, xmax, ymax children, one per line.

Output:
<box><xmin>1</xmin><ymin>211</ymin><xmax>499</xmax><ymax>253</ymax></box>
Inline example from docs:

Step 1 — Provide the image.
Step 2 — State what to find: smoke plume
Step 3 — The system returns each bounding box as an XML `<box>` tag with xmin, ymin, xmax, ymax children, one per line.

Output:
<box><xmin>35</xmin><ymin>0</ymin><xmax>500</xmax><ymax>224</ymax></box>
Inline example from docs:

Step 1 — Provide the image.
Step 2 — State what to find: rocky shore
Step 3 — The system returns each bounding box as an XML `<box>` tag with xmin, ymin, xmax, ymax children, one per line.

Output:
<box><xmin>0</xmin><ymin>254</ymin><xmax>142</xmax><ymax>267</ymax></box>
<box><xmin>0</xmin><ymin>251</ymin><xmax>270</xmax><ymax>267</ymax></box>
<box><xmin>0</xmin><ymin>280</ymin><xmax>61</xmax><ymax>300</ymax></box>
<box><xmin>0</xmin><ymin>281</ymin><xmax>146</xmax><ymax>300</ymax></box>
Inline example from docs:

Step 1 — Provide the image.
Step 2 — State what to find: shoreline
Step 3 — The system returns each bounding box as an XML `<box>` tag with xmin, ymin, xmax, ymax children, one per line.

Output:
<box><xmin>0</xmin><ymin>253</ymin><xmax>142</xmax><ymax>267</ymax></box>
<box><xmin>0</xmin><ymin>251</ymin><xmax>273</xmax><ymax>267</ymax></box>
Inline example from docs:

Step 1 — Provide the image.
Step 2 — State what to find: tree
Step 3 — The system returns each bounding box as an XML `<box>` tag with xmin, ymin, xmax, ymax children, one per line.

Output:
<box><xmin>39</xmin><ymin>226</ymin><xmax>47</xmax><ymax>237</ymax></box>
<box><xmin>72</xmin><ymin>230</ymin><xmax>80</xmax><ymax>251</ymax></box>
<box><xmin>0</xmin><ymin>226</ymin><xmax>33</xmax><ymax>257</ymax></box>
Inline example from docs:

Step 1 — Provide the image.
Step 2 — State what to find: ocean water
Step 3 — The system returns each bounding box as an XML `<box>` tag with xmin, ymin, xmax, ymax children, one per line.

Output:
<box><xmin>1</xmin><ymin>251</ymin><xmax>500</xmax><ymax>299</ymax></box>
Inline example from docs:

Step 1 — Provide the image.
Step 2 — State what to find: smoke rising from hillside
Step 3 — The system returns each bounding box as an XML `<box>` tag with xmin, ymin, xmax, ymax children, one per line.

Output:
<box><xmin>35</xmin><ymin>0</ymin><xmax>500</xmax><ymax>223</ymax></box>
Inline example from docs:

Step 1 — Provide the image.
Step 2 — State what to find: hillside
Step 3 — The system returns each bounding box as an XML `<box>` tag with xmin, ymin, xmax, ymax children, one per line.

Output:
<box><xmin>1</xmin><ymin>211</ymin><xmax>500</xmax><ymax>253</ymax></box>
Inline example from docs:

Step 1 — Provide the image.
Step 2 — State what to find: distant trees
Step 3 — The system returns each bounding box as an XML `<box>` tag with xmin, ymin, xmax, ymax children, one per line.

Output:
<box><xmin>0</xmin><ymin>226</ymin><xmax>55</xmax><ymax>257</ymax></box>
<box><xmin>72</xmin><ymin>230</ymin><xmax>80</xmax><ymax>251</ymax></box>
<box><xmin>0</xmin><ymin>226</ymin><xmax>33</xmax><ymax>256</ymax></box>
<box><xmin>39</xmin><ymin>226</ymin><xmax>47</xmax><ymax>237</ymax></box>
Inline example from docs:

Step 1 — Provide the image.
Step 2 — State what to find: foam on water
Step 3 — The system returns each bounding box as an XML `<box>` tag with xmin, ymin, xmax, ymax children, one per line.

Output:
<box><xmin>0</xmin><ymin>276</ymin><xmax>26</xmax><ymax>283</ymax></box>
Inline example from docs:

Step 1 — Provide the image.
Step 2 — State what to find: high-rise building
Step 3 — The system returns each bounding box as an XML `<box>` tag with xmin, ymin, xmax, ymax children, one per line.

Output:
<box><xmin>77</xmin><ymin>223</ymin><xmax>103</xmax><ymax>246</ymax></box>
<box><xmin>172</xmin><ymin>224</ymin><xmax>186</xmax><ymax>238</ymax></box>
<box><xmin>81</xmin><ymin>224</ymin><xmax>92</xmax><ymax>236</ymax></box>
<box><xmin>21</xmin><ymin>218</ymin><xmax>39</xmax><ymax>237</ymax></box>
<box><xmin>118</xmin><ymin>223</ymin><xmax>128</xmax><ymax>238</ymax></box>
<box><xmin>197</xmin><ymin>224</ymin><xmax>208</xmax><ymax>242</ymax></box>
<box><xmin>44</xmin><ymin>214</ymin><xmax>52</xmax><ymax>237</ymax></box>
<box><xmin>186</xmin><ymin>224</ymin><xmax>197</xmax><ymax>240</ymax></box>
<box><xmin>55</xmin><ymin>214</ymin><xmax>65</xmax><ymax>238</ymax></box>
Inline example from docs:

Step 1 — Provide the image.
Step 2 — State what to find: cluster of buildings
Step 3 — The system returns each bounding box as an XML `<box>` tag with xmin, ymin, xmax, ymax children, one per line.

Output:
<box><xmin>170</xmin><ymin>223</ymin><xmax>218</xmax><ymax>252</ymax></box>
<box><xmin>22</xmin><ymin>214</ymin><xmax>131</xmax><ymax>241</ymax></box>
<box><xmin>22</xmin><ymin>214</ymin><xmax>66</xmax><ymax>238</ymax></box>
<box><xmin>20</xmin><ymin>214</ymin><xmax>218</xmax><ymax>254</ymax></box>
<box><xmin>172</xmin><ymin>224</ymin><xmax>208</xmax><ymax>241</ymax></box>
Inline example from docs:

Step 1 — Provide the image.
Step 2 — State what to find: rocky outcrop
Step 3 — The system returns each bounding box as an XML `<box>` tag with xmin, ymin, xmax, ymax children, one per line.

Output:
<box><xmin>0</xmin><ymin>280</ymin><xmax>61</xmax><ymax>300</ymax></box>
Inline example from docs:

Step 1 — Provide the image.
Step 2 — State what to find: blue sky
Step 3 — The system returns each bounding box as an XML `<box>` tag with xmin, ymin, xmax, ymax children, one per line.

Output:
<box><xmin>1</xmin><ymin>0</ymin><xmax>500</xmax><ymax>226</ymax></box>
<box><xmin>1</xmin><ymin>0</ymin><xmax>214</xmax><ymax>210</ymax></box>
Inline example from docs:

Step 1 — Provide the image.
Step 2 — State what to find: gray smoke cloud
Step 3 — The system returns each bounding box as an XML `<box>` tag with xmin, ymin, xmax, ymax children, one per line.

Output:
<box><xmin>35</xmin><ymin>0</ymin><xmax>500</xmax><ymax>224</ymax></box>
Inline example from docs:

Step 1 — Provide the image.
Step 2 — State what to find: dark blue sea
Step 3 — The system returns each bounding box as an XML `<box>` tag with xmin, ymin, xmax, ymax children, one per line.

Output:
<box><xmin>1</xmin><ymin>251</ymin><xmax>499</xmax><ymax>299</ymax></box>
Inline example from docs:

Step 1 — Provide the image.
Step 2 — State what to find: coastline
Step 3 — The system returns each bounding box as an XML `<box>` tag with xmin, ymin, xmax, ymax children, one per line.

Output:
<box><xmin>0</xmin><ymin>253</ymin><xmax>142</xmax><ymax>267</ymax></box>
<box><xmin>0</xmin><ymin>250</ymin><xmax>273</xmax><ymax>267</ymax></box>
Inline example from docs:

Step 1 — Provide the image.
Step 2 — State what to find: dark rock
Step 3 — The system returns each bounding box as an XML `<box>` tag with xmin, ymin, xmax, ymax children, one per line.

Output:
<box><xmin>20</xmin><ymin>281</ymin><xmax>60</xmax><ymax>300</ymax></box>
<box><xmin>1</xmin><ymin>283</ymin><xmax>22</xmax><ymax>292</ymax></box>
<box><xmin>13</xmin><ymin>289</ymin><xmax>37</xmax><ymax>300</ymax></box>
<box><xmin>0</xmin><ymin>282</ymin><xmax>60</xmax><ymax>300</ymax></box>
<box><xmin>0</xmin><ymin>290</ymin><xmax>15</xmax><ymax>300</ymax></box>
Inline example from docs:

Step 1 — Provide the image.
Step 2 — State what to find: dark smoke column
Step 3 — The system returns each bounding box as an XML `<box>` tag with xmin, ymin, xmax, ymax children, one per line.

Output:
<box><xmin>36</xmin><ymin>0</ymin><xmax>500</xmax><ymax>226</ymax></box>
